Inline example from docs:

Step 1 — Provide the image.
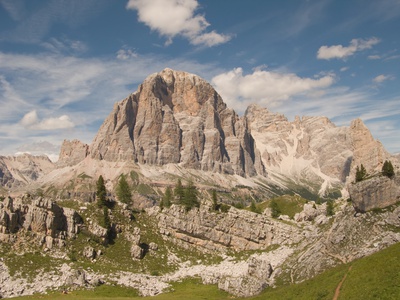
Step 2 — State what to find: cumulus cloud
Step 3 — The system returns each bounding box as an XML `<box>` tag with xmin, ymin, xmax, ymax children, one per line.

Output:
<box><xmin>317</xmin><ymin>37</ymin><xmax>380</xmax><ymax>60</ymax></box>
<box><xmin>126</xmin><ymin>0</ymin><xmax>231</xmax><ymax>47</ymax></box>
<box><xmin>20</xmin><ymin>110</ymin><xmax>74</xmax><ymax>130</ymax></box>
<box><xmin>211</xmin><ymin>67</ymin><xmax>335</xmax><ymax>112</ymax></box>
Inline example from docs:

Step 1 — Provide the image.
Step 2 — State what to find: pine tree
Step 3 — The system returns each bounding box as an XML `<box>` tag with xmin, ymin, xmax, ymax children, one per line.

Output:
<box><xmin>96</xmin><ymin>175</ymin><xmax>107</xmax><ymax>208</ymax></box>
<box><xmin>163</xmin><ymin>186</ymin><xmax>172</xmax><ymax>208</ymax></box>
<box><xmin>355</xmin><ymin>164</ymin><xmax>367</xmax><ymax>182</ymax></box>
<box><xmin>183</xmin><ymin>180</ymin><xmax>199</xmax><ymax>211</ymax></box>
<box><xmin>174</xmin><ymin>179</ymin><xmax>185</xmax><ymax>203</ymax></box>
<box><xmin>116</xmin><ymin>174</ymin><xmax>132</xmax><ymax>204</ymax></box>
<box><xmin>102</xmin><ymin>206</ymin><xmax>111</xmax><ymax>229</ymax></box>
<box><xmin>382</xmin><ymin>160</ymin><xmax>395</xmax><ymax>178</ymax></box>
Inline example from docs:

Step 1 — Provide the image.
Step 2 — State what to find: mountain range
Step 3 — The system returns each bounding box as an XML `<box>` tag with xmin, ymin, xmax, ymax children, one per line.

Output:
<box><xmin>0</xmin><ymin>68</ymin><xmax>397</xmax><ymax>199</ymax></box>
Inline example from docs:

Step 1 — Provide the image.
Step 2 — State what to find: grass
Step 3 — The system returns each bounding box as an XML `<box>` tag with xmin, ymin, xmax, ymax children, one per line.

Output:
<box><xmin>10</xmin><ymin>242</ymin><xmax>400</xmax><ymax>300</ymax></box>
<box><xmin>254</xmin><ymin>195</ymin><xmax>308</xmax><ymax>218</ymax></box>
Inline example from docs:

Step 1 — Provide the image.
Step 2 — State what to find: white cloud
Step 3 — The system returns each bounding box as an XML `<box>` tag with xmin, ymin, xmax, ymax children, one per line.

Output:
<box><xmin>20</xmin><ymin>110</ymin><xmax>75</xmax><ymax>130</ymax></box>
<box><xmin>211</xmin><ymin>67</ymin><xmax>335</xmax><ymax>112</ymax></box>
<box><xmin>340</xmin><ymin>67</ymin><xmax>349</xmax><ymax>72</ymax></box>
<box><xmin>126</xmin><ymin>0</ymin><xmax>231</xmax><ymax>47</ymax></box>
<box><xmin>317</xmin><ymin>37</ymin><xmax>380</xmax><ymax>60</ymax></box>
<box><xmin>373</xmin><ymin>74</ymin><xmax>394</xmax><ymax>83</ymax></box>
<box><xmin>116</xmin><ymin>48</ymin><xmax>138</xmax><ymax>60</ymax></box>
<box><xmin>42</xmin><ymin>38</ymin><xmax>88</xmax><ymax>54</ymax></box>
<box><xmin>368</xmin><ymin>55</ymin><xmax>381</xmax><ymax>60</ymax></box>
<box><xmin>190</xmin><ymin>31</ymin><xmax>232</xmax><ymax>47</ymax></box>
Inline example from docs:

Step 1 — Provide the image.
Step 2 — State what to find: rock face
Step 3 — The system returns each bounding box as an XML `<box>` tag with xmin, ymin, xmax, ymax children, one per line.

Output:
<box><xmin>57</xmin><ymin>139</ymin><xmax>89</xmax><ymax>167</ymax></box>
<box><xmin>245</xmin><ymin>104</ymin><xmax>395</xmax><ymax>194</ymax></box>
<box><xmin>90</xmin><ymin>68</ymin><xmax>265</xmax><ymax>177</ymax></box>
<box><xmin>157</xmin><ymin>204</ymin><xmax>302</xmax><ymax>252</ymax></box>
<box><xmin>0</xmin><ymin>154</ymin><xmax>55</xmax><ymax>188</ymax></box>
<box><xmin>349</xmin><ymin>175</ymin><xmax>400</xmax><ymax>212</ymax></box>
<box><xmin>0</xmin><ymin>196</ymin><xmax>82</xmax><ymax>243</ymax></box>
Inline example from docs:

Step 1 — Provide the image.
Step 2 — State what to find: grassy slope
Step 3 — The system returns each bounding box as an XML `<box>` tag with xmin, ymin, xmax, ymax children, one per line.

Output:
<box><xmin>14</xmin><ymin>242</ymin><xmax>400</xmax><ymax>300</ymax></box>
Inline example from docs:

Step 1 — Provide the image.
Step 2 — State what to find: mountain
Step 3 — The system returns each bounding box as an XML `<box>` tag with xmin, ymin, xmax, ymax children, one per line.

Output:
<box><xmin>2</xmin><ymin>68</ymin><xmax>397</xmax><ymax>199</ymax></box>
<box><xmin>0</xmin><ymin>154</ymin><xmax>54</xmax><ymax>190</ymax></box>
<box><xmin>89</xmin><ymin>68</ymin><xmax>265</xmax><ymax>177</ymax></box>
<box><xmin>0</xmin><ymin>68</ymin><xmax>399</xmax><ymax>299</ymax></box>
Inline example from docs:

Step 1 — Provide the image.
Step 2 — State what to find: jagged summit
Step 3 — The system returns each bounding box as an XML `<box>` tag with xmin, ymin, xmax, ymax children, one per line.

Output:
<box><xmin>89</xmin><ymin>68</ymin><xmax>265</xmax><ymax>177</ymax></box>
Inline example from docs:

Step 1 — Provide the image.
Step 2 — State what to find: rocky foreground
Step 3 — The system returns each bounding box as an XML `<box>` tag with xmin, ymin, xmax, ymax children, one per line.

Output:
<box><xmin>1</xmin><ymin>189</ymin><xmax>400</xmax><ymax>298</ymax></box>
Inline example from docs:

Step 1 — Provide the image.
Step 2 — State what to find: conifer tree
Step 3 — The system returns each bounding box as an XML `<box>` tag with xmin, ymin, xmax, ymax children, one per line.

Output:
<box><xmin>163</xmin><ymin>186</ymin><xmax>172</xmax><ymax>208</ymax></box>
<box><xmin>174</xmin><ymin>179</ymin><xmax>185</xmax><ymax>203</ymax></box>
<box><xmin>382</xmin><ymin>160</ymin><xmax>395</xmax><ymax>178</ymax></box>
<box><xmin>102</xmin><ymin>206</ymin><xmax>111</xmax><ymax>229</ymax></box>
<box><xmin>96</xmin><ymin>175</ymin><xmax>107</xmax><ymax>208</ymax></box>
<box><xmin>116</xmin><ymin>174</ymin><xmax>132</xmax><ymax>204</ymax></box>
<box><xmin>355</xmin><ymin>164</ymin><xmax>367</xmax><ymax>182</ymax></box>
<box><xmin>183</xmin><ymin>180</ymin><xmax>199</xmax><ymax>211</ymax></box>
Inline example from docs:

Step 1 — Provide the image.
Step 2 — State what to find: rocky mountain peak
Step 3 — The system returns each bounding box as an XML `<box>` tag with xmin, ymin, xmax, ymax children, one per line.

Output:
<box><xmin>89</xmin><ymin>69</ymin><xmax>265</xmax><ymax>177</ymax></box>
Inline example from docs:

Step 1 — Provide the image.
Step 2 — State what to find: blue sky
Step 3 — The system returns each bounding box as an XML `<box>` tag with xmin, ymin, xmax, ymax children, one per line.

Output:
<box><xmin>0</xmin><ymin>0</ymin><xmax>399</xmax><ymax>160</ymax></box>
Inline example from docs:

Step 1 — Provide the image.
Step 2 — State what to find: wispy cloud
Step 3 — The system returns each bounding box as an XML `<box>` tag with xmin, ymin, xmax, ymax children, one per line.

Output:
<box><xmin>0</xmin><ymin>49</ymin><xmax>224</xmax><ymax>155</ymax></box>
<box><xmin>373</xmin><ymin>74</ymin><xmax>392</xmax><ymax>83</ymax></box>
<box><xmin>126</xmin><ymin>0</ymin><xmax>231</xmax><ymax>47</ymax></box>
<box><xmin>317</xmin><ymin>37</ymin><xmax>380</xmax><ymax>60</ymax></box>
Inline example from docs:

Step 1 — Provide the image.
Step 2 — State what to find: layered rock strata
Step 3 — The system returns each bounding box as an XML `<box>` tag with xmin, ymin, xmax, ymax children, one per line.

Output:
<box><xmin>90</xmin><ymin>68</ymin><xmax>265</xmax><ymax>177</ymax></box>
<box><xmin>157</xmin><ymin>204</ymin><xmax>302</xmax><ymax>252</ymax></box>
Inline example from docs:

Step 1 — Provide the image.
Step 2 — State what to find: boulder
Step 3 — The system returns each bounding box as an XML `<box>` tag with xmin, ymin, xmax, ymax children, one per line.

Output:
<box><xmin>349</xmin><ymin>176</ymin><xmax>400</xmax><ymax>212</ymax></box>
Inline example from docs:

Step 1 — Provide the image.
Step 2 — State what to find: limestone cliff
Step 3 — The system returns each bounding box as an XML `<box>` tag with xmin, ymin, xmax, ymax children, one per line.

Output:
<box><xmin>89</xmin><ymin>68</ymin><xmax>265</xmax><ymax>177</ymax></box>
<box><xmin>0</xmin><ymin>196</ymin><xmax>82</xmax><ymax>246</ymax></box>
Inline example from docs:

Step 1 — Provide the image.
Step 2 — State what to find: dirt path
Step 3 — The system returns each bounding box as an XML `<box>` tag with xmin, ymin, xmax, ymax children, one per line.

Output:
<box><xmin>333</xmin><ymin>265</ymin><xmax>353</xmax><ymax>300</ymax></box>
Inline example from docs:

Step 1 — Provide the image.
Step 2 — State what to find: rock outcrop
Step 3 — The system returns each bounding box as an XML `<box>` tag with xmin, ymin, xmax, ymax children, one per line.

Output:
<box><xmin>0</xmin><ymin>196</ymin><xmax>82</xmax><ymax>244</ymax></box>
<box><xmin>157</xmin><ymin>204</ymin><xmax>302</xmax><ymax>252</ymax></box>
<box><xmin>349</xmin><ymin>175</ymin><xmax>400</xmax><ymax>212</ymax></box>
<box><xmin>90</xmin><ymin>68</ymin><xmax>265</xmax><ymax>177</ymax></box>
<box><xmin>57</xmin><ymin>139</ymin><xmax>89</xmax><ymax>167</ymax></box>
